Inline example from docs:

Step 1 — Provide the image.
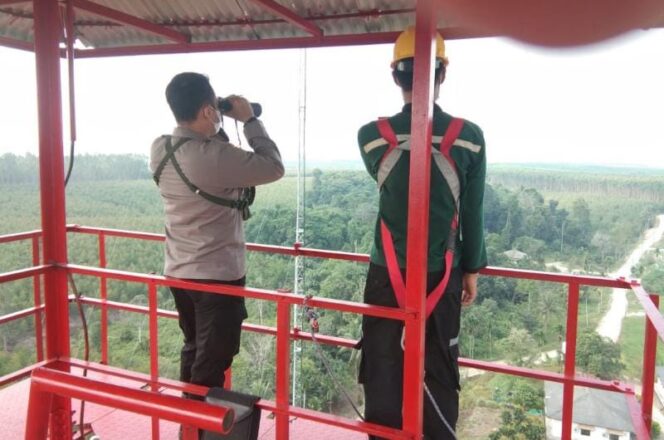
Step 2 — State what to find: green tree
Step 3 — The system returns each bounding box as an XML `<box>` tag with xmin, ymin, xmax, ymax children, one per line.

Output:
<box><xmin>575</xmin><ymin>331</ymin><xmax>625</xmax><ymax>380</ymax></box>
<box><xmin>497</xmin><ymin>328</ymin><xmax>538</xmax><ymax>367</ymax></box>
<box><xmin>642</xmin><ymin>263</ymin><xmax>664</xmax><ymax>295</ymax></box>
<box><xmin>489</xmin><ymin>406</ymin><xmax>545</xmax><ymax>440</ymax></box>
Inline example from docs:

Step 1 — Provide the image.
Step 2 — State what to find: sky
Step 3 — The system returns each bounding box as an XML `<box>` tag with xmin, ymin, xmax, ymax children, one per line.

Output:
<box><xmin>1</xmin><ymin>28</ymin><xmax>664</xmax><ymax>168</ymax></box>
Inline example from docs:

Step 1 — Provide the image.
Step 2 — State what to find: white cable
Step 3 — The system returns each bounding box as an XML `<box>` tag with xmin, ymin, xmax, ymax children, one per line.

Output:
<box><xmin>423</xmin><ymin>381</ymin><xmax>458</xmax><ymax>439</ymax></box>
<box><xmin>401</xmin><ymin>328</ymin><xmax>458</xmax><ymax>439</ymax></box>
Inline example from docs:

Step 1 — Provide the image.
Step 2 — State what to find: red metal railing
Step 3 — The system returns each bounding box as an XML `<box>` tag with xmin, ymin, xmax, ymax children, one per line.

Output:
<box><xmin>1</xmin><ymin>225</ymin><xmax>662</xmax><ymax>439</ymax></box>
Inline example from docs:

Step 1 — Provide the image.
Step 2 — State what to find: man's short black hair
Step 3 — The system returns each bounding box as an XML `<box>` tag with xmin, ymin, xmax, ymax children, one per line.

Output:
<box><xmin>165</xmin><ymin>72</ymin><xmax>216</xmax><ymax>122</ymax></box>
<box><xmin>393</xmin><ymin>58</ymin><xmax>445</xmax><ymax>92</ymax></box>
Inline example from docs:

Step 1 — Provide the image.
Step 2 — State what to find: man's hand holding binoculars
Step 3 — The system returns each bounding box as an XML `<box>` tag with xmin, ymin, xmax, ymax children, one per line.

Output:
<box><xmin>217</xmin><ymin>95</ymin><xmax>259</xmax><ymax>123</ymax></box>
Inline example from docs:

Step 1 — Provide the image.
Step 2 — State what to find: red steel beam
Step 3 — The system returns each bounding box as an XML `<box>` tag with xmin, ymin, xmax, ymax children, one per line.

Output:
<box><xmin>561</xmin><ymin>282</ymin><xmax>581</xmax><ymax>440</ymax></box>
<box><xmin>63</xmin><ymin>225</ymin><xmax>632</xmax><ymax>287</ymax></box>
<box><xmin>70</xmin><ymin>0</ymin><xmax>189</xmax><ymax>44</ymax></box>
<box><xmin>0</xmin><ymin>360</ymin><xmax>50</xmax><ymax>388</ymax></box>
<box><xmin>33</xmin><ymin>0</ymin><xmax>72</xmax><ymax>436</ymax></box>
<box><xmin>61</xmin><ymin>358</ymin><xmax>409</xmax><ymax>439</ymax></box>
<box><xmin>97</xmin><ymin>232</ymin><xmax>108</xmax><ymax>363</ymax></box>
<box><xmin>27</xmin><ymin>367</ymin><xmax>234</xmax><ymax>435</ymax></box>
<box><xmin>68</xmin><ymin>224</ymin><xmax>164</xmax><ymax>241</ymax></box>
<box><xmin>0</xmin><ymin>304</ymin><xmax>44</xmax><ymax>325</ymax></box>
<box><xmin>401</xmin><ymin>1</ymin><xmax>438</xmax><ymax>437</ymax></box>
<box><xmin>458</xmin><ymin>358</ymin><xmax>631</xmax><ymax>392</ymax></box>
<box><xmin>248</xmin><ymin>0</ymin><xmax>323</xmax><ymax>38</ymax></box>
<box><xmin>66</xmin><ymin>263</ymin><xmax>413</xmax><ymax>321</ymax></box>
<box><xmin>0</xmin><ymin>229</ymin><xmax>41</xmax><ymax>244</ymax></box>
<box><xmin>275</xmin><ymin>301</ymin><xmax>291</xmax><ymax>439</ymax></box>
<box><xmin>76</xmin><ymin>295</ymin><xmax>359</xmax><ymax>349</ymax></box>
<box><xmin>0</xmin><ymin>35</ymin><xmax>33</xmax><ymax>52</ymax></box>
<box><xmin>0</xmin><ymin>265</ymin><xmax>49</xmax><ymax>284</ymax></box>
<box><xmin>641</xmin><ymin>295</ymin><xmax>659</xmax><ymax>432</ymax></box>
<box><xmin>626</xmin><ymin>391</ymin><xmax>652</xmax><ymax>440</ymax></box>
<box><xmin>632</xmin><ymin>283</ymin><xmax>664</xmax><ymax>343</ymax></box>
<box><xmin>32</xmin><ymin>236</ymin><xmax>44</xmax><ymax>361</ymax></box>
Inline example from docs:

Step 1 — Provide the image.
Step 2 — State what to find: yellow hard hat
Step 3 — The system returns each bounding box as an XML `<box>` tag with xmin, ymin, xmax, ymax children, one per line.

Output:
<box><xmin>392</xmin><ymin>26</ymin><xmax>447</xmax><ymax>67</ymax></box>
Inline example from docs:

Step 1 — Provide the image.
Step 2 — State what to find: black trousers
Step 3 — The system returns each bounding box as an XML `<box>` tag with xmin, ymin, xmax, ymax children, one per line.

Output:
<box><xmin>171</xmin><ymin>277</ymin><xmax>248</xmax><ymax>398</ymax></box>
<box><xmin>359</xmin><ymin>264</ymin><xmax>462</xmax><ymax>440</ymax></box>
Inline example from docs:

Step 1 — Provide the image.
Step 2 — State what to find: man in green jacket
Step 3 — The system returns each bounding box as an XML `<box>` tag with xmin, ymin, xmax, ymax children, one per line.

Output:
<box><xmin>357</xmin><ymin>27</ymin><xmax>487</xmax><ymax>439</ymax></box>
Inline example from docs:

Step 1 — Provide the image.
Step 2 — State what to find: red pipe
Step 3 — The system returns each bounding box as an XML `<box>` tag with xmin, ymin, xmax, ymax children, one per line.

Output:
<box><xmin>402</xmin><ymin>1</ymin><xmax>438</xmax><ymax>437</ymax></box>
<box><xmin>68</xmin><ymin>224</ymin><xmax>165</xmax><ymax>241</ymax></box>
<box><xmin>32</xmin><ymin>236</ymin><xmax>44</xmax><ymax>361</ymax></box>
<box><xmin>0</xmin><ymin>305</ymin><xmax>44</xmax><ymax>325</ymax></box>
<box><xmin>0</xmin><ymin>265</ymin><xmax>49</xmax><ymax>283</ymax></box>
<box><xmin>98</xmin><ymin>232</ymin><xmax>108</xmax><ymax>363</ymax></box>
<box><xmin>0</xmin><ymin>360</ymin><xmax>50</xmax><ymax>388</ymax></box>
<box><xmin>70</xmin><ymin>0</ymin><xmax>189</xmax><ymax>44</ymax></box>
<box><xmin>148</xmin><ymin>282</ymin><xmax>160</xmax><ymax>438</ymax></box>
<box><xmin>625</xmin><ymin>391</ymin><xmax>652</xmax><ymax>440</ymax></box>
<box><xmin>26</xmin><ymin>367</ymin><xmax>234</xmax><ymax>434</ymax></box>
<box><xmin>275</xmin><ymin>301</ymin><xmax>291</xmax><ymax>439</ymax></box>
<box><xmin>0</xmin><ymin>229</ymin><xmax>41</xmax><ymax>244</ymax></box>
<box><xmin>561</xmin><ymin>282</ymin><xmax>580</xmax><ymax>440</ymax></box>
<box><xmin>633</xmin><ymin>284</ymin><xmax>664</xmax><ymax>343</ymax></box>
<box><xmin>0</xmin><ymin>35</ymin><xmax>33</xmax><ymax>52</ymax></box>
<box><xmin>77</xmin><ymin>295</ymin><xmax>359</xmax><ymax>348</ymax></box>
<box><xmin>66</xmin><ymin>264</ymin><xmax>412</xmax><ymax>321</ymax></box>
<box><xmin>64</xmin><ymin>225</ymin><xmax>633</xmax><ymax>286</ymax></box>
<box><xmin>248</xmin><ymin>0</ymin><xmax>323</xmax><ymax>38</ymax></box>
<box><xmin>641</xmin><ymin>295</ymin><xmax>659</xmax><ymax>432</ymax></box>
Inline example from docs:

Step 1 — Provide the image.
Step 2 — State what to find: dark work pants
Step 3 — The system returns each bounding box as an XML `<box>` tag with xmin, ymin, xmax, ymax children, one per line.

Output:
<box><xmin>359</xmin><ymin>264</ymin><xmax>462</xmax><ymax>440</ymax></box>
<box><xmin>171</xmin><ymin>277</ymin><xmax>248</xmax><ymax>399</ymax></box>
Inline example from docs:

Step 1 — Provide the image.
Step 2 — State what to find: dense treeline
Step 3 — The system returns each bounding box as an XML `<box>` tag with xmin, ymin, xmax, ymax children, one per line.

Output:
<box><xmin>489</xmin><ymin>165</ymin><xmax>664</xmax><ymax>204</ymax></box>
<box><xmin>0</xmin><ymin>153</ymin><xmax>150</xmax><ymax>184</ymax></box>
<box><xmin>1</xmin><ymin>155</ymin><xmax>662</xmax><ymax>435</ymax></box>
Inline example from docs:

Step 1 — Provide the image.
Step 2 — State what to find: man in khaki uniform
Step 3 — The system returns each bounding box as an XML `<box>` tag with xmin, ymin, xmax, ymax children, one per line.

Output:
<box><xmin>150</xmin><ymin>72</ymin><xmax>284</xmax><ymax>396</ymax></box>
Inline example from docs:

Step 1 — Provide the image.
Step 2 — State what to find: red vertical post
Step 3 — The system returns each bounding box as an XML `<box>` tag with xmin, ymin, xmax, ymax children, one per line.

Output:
<box><xmin>561</xmin><ymin>282</ymin><xmax>580</xmax><ymax>440</ymax></box>
<box><xmin>24</xmin><ymin>382</ymin><xmax>54</xmax><ymax>440</ymax></box>
<box><xmin>98</xmin><ymin>232</ymin><xmax>108</xmax><ymax>363</ymax></box>
<box><xmin>32</xmin><ymin>236</ymin><xmax>44</xmax><ymax>362</ymax></box>
<box><xmin>402</xmin><ymin>0</ymin><xmax>437</xmax><ymax>438</ymax></box>
<box><xmin>224</xmin><ymin>367</ymin><xmax>232</xmax><ymax>390</ymax></box>
<box><xmin>148</xmin><ymin>282</ymin><xmax>160</xmax><ymax>439</ymax></box>
<box><xmin>33</xmin><ymin>0</ymin><xmax>71</xmax><ymax>438</ymax></box>
<box><xmin>641</xmin><ymin>294</ymin><xmax>659</xmax><ymax>432</ymax></box>
<box><xmin>275</xmin><ymin>300</ymin><xmax>291</xmax><ymax>440</ymax></box>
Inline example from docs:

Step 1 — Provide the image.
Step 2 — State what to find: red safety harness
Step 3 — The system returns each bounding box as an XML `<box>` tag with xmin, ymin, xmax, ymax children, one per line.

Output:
<box><xmin>375</xmin><ymin>117</ymin><xmax>464</xmax><ymax>319</ymax></box>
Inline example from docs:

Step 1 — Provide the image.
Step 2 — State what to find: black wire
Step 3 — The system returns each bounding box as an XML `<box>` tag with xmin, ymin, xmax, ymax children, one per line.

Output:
<box><xmin>67</xmin><ymin>272</ymin><xmax>90</xmax><ymax>439</ymax></box>
<box><xmin>64</xmin><ymin>140</ymin><xmax>75</xmax><ymax>186</ymax></box>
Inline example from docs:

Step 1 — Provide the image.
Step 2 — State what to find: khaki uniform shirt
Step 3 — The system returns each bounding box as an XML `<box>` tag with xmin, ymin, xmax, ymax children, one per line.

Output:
<box><xmin>150</xmin><ymin>120</ymin><xmax>284</xmax><ymax>280</ymax></box>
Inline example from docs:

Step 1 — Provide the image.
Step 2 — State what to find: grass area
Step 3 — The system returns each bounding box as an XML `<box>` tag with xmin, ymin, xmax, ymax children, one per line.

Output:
<box><xmin>619</xmin><ymin>314</ymin><xmax>664</xmax><ymax>381</ymax></box>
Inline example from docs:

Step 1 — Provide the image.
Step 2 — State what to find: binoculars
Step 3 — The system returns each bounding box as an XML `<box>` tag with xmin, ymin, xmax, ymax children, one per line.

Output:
<box><xmin>217</xmin><ymin>97</ymin><xmax>262</xmax><ymax>118</ymax></box>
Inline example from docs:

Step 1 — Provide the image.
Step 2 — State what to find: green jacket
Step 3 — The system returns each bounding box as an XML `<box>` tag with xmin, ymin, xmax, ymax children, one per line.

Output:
<box><xmin>358</xmin><ymin>103</ymin><xmax>487</xmax><ymax>273</ymax></box>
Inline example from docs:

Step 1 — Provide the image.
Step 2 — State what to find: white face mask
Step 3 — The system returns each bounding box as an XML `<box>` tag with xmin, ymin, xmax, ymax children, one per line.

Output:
<box><xmin>209</xmin><ymin>106</ymin><xmax>222</xmax><ymax>134</ymax></box>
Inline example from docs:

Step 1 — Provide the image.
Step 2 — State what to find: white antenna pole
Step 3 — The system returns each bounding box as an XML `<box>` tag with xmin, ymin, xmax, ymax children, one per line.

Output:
<box><xmin>292</xmin><ymin>48</ymin><xmax>307</xmax><ymax>408</ymax></box>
